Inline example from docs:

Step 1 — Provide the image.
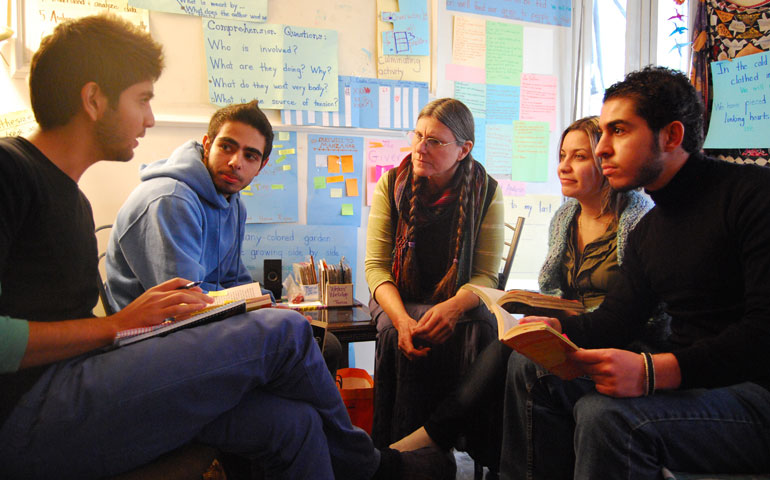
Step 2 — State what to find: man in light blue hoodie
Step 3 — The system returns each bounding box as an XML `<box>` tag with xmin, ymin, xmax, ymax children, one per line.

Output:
<box><xmin>106</xmin><ymin>100</ymin><xmax>271</xmax><ymax>311</ymax></box>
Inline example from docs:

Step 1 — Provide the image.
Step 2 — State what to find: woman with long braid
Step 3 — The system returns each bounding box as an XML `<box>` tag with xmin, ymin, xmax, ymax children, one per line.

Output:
<box><xmin>365</xmin><ymin>98</ymin><xmax>505</xmax><ymax>447</ymax></box>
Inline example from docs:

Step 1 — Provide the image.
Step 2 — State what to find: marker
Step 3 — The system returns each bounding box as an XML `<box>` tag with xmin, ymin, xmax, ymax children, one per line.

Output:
<box><xmin>179</xmin><ymin>281</ymin><xmax>202</xmax><ymax>289</ymax></box>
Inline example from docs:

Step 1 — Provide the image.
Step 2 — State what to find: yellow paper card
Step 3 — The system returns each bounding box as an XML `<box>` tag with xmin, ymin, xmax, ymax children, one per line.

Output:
<box><xmin>330</xmin><ymin>188</ymin><xmax>343</xmax><ymax>198</ymax></box>
<box><xmin>341</xmin><ymin>155</ymin><xmax>354</xmax><ymax>173</ymax></box>
<box><xmin>327</xmin><ymin>155</ymin><xmax>341</xmax><ymax>173</ymax></box>
<box><xmin>345</xmin><ymin>178</ymin><xmax>359</xmax><ymax>197</ymax></box>
<box><xmin>278</xmin><ymin>131</ymin><xmax>290</xmax><ymax>141</ymax></box>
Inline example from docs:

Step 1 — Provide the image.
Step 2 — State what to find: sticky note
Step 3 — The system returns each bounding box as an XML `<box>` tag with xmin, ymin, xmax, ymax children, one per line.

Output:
<box><xmin>341</xmin><ymin>204</ymin><xmax>354</xmax><ymax>216</ymax></box>
<box><xmin>314</xmin><ymin>176</ymin><xmax>327</xmax><ymax>189</ymax></box>
<box><xmin>278</xmin><ymin>148</ymin><xmax>295</xmax><ymax>155</ymax></box>
<box><xmin>330</xmin><ymin>188</ymin><xmax>343</xmax><ymax>198</ymax></box>
<box><xmin>278</xmin><ymin>131</ymin><xmax>290</xmax><ymax>141</ymax></box>
<box><xmin>282</xmin><ymin>165</ymin><xmax>291</xmax><ymax>171</ymax></box>
<box><xmin>345</xmin><ymin>178</ymin><xmax>359</xmax><ymax>197</ymax></box>
<box><xmin>272</xmin><ymin>144</ymin><xmax>283</xmax><ymax>149</ymax></box>
<box><xmin>315</xmin><ymin>154</ymin><xmax>327</xmax><ymax>168</ymax></box>
<box><xmin>241</xmin><ymin>191</ymin><xmax>254</xmax><ymax>196</ymax></box>
<box><xmin>275</xmin><ymin>155</ymin><xmax>287</xmax><ymax>164</ymax></box>
<box><xmin>326</xmin><ymin>175</ymin><xmax>344</xmax><ymax>183</ymax></box>
<box><xmin>327</xmin><ymin>155</ymin><xmax>341</xmax><ymax>173</ymax></box>
<box><xmin>271</xmin><ymin>184</ymin><xmax>284</xmax><ymax>190</ymax></box>
<box><xmin>341</xmin><ymin>155</ymin><xmax>354</xmax><ymax>173</ymax></box>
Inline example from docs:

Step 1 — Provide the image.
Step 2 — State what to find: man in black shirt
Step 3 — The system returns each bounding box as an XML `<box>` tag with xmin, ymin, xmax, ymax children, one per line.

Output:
<box><xmin>501</xmin><ymin>66</ymin><xmax>770</xmax><ymax>479</ymax></box>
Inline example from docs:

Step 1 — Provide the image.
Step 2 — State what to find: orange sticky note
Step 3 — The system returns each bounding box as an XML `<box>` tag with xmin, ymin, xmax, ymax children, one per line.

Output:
<box><xmin>341</xmin><ymin>155</ymin><xmax>354</xmax><ymax>173</ymax></box>
<box><xmin>327</xmin><ymin>155</ymin><xmax>341</xmax><ymax>173</ymax></box>
<box><xmin>345</xmin><ymin>178</ymin><xmax>359</xmax><ymax>197</ymax></box>
<box><xmin>326</xmin><ymin>175</ymin><xmax>344</xmax><ymax>183</ymax></box>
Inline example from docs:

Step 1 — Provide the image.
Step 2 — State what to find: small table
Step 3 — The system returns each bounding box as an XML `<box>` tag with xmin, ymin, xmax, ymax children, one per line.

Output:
<box><xmin>303</xmin><ymin>303</ymin><xmax>377</xmax><ymax>368</ymax></box>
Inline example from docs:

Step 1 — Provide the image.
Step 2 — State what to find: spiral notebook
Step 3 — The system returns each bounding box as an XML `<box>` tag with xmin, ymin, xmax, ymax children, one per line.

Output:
<box><xmin>114</xmin><ymin>300</ymin><xmax>247</xmax><ymax>347</ymax></box>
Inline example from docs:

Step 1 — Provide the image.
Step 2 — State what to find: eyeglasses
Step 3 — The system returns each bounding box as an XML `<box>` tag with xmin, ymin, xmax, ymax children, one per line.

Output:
<box><xmin>408</xmin><ymin>130</ymin><xmax>461</xmax><ymax>150</ymax></box>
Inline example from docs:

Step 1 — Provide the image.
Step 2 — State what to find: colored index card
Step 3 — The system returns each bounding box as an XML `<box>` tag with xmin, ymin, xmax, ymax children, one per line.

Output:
<box><xmin>278</xmin><ymin>148</ymin><xmax>295</xmax><ymax>155</ymax></box>
<box><xmin>271</xmin><ymin>184</ymin><xmax>284</xmax><ymax>190</ymax></box>
<box><xmin>278</xmin><ymin>131</ymin><xmax>290</xmax><ymax>140</ymax></box>
<box><xmin>345</xmin><ymin>178</ymin><xmax>359</xmax><ymax>197</ymax></box>
<box><xmin>341</xmin><ymin>204</ymin><xmax>354</xmax><ymax>216</ymax></box>
<box><xmin>327</xmin><ymin>155</ymin><xmax>341</xmax><ymax>173</ymax></box>
<box><xmin>283</xmin><ymin>165</ymin><xmax>292</xmax><ymax>171</ymax></box>
<box><xmin>341</xmin><ymin>155</ymin><xmax>355</xmax><ymax>173</ymax></box>
<box><xmin>314</xmin><ymin>176</ymin><xmax>327</xmax><ymax>189</ymax></box>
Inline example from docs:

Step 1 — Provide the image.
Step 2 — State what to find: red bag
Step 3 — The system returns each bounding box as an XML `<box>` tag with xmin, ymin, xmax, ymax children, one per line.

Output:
<box><xmin>336</xmin><ymin>368</ymin><xmax>374</xmax><ymax>434</ymax></box>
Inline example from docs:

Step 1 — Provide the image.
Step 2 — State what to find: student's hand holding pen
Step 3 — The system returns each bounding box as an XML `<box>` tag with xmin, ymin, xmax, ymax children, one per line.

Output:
<box><xmin>110</xmin><ymin>278</ymin><xmax>213</xmax><ymax>332</ymax></box>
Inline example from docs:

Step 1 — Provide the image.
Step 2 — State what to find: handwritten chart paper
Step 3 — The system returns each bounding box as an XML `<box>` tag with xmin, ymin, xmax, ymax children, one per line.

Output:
<box><xmin>452</xmin><ymin>16</ymin><xmax>486</xmax><ymax>69</ymax></box>
<box><xmin>242</xmin><ymin>224</ymin><xmax>358</xmax><ymax>288</ymax></box>
<box><xmin>204</xmin><ymin>21</ymin><xmax>338</xmax><ymax>110</ymax></box>
<box><xmin>381</xmin><ymin>0</ymin><xmax>429</xmax><ymax>56</ymax></box>
<box><xmin>365</xmin><ymin>137</ymin><xmax>411</xmax><ymax>205</ymax></box>
<box><xmin>486</xmin><ymin>21</ymin><xmax>523</xmax><ymax>87</ymax></box>
<box><xmin>242</xmin><ymin>130</ymin><xmax>298</xmax><ymax>223</ymax></box>
<box><xmin>520</xmin><ymin>74</ymin><xmax>557</xmax><ymax>131</ymax></box>
<box><xmin>704</xmin><ymin>52</ymin><xmax>770</xmax><ymax>149</ymax></box>
<box><xmin>307</xmin><ymin>135</ymin><xmax>364</xmax><ymax>226</ymax></box>
<box><xmin>129</xmin><ymin>0</ymin><xmax>267</xmax><ymax>21</ymax></box>
<box><xmin>447</xmin><ymin>0</ymin><xmax>571</xmax><ymax>27</ymax></box>
<box><xmin>512</xmin><ymin>121</ymin><xmax>550</xmax><ymax>182</ymax></box>
<box><xmin>0</xmin><ymin>110</ymin><xmax>36</xmax><ymax>137</ymax></box>
<box><xmin>377</xmin><ymin>0</ymin><xmax>430</xmax><ymax>82</ymax></box>
<box><xmin>21</xmin><ymin>0</ymin><xmax>148</xmax><ymax>60</ymax></box>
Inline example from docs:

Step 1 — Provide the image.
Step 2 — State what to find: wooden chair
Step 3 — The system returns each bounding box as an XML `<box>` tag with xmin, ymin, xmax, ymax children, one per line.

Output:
<box><xmin>497</xmin><ymin>217</ymin><xmax>525</xmax><ymax>290</ymax></box>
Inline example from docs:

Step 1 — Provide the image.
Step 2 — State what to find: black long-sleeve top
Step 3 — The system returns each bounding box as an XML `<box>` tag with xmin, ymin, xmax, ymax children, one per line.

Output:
<box><xmin>562</xmin><ymin>153</ymin><xmax>770</xmax><ymax>391</ymax></box>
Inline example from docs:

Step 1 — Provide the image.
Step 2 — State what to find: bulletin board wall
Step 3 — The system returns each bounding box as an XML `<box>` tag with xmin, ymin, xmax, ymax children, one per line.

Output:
<box><xmin>5</xmin><ymin>0</ymin><xmax>576</xmax><ymax>299</ymax></box>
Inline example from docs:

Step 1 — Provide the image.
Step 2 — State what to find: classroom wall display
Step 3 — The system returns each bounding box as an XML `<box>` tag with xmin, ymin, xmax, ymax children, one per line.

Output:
<box><xmin>703</xmin><ymin>52</ymin><xmax>770</xmax><ymax>149</ymax></box>
<box><xmin>448</xmin><ymin>16</ymin><xmax>556</xmax><ymax>181</ymax></box>
<box><xmin>241</xmin><ymin>224</ymin><xmax>358</xmax><ymax>293</ymax></box>
<box><xmin>203</xmin><ymin>20</ymin><xmax>339</xmax><ymax>110</ymax></box>
<box><xmin>307</xmin><ymin>135</ymin><xmax>364</xmax><ymax>226</ymax></box>
<box><xmin>446</xmin><ymin>0</ymin><xmax>572</xmax><ymax>28</ymax></box>
<box><xmin>365</xmin><ymin>137</ymin><xmax>411</xmax><ymax>205</ymax></box>
<box><xmin>128</xmin><ymin>0</ymin><xmax>267</xmax><ymax>21</ymax></box>
<box><xmin>381</xmin><ymin>0</ymin><xmax>430</xmax><ymax>56</ymax></box>
<box><xmin>242</xmin><ymin>130</ymin><xmax>299</xmax><ymax>223</ymax></box>
<box><xmin>281</xmin><ymin>76</ymin><xmax>430</xmax><ymax>130</ymax></box>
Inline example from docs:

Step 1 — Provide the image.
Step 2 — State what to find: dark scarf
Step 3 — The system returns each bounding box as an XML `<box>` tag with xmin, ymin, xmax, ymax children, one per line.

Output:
<box><xmin>390</xmin><ymin>154</ymin><xmax>494</xmax><ymax>300</ymax></box>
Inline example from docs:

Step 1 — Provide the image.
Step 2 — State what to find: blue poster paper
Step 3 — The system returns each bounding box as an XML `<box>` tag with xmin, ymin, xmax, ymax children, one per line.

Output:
<box><xmin>281</xmin><ymin>76</ymin><xmax>429</xmax><ymax>130</ymax></box>
<box><xmin>242</xmin><ymin>224</ymin><xmax>358</xmax><ymax>288</ymax></box>
<box><xmin>487</xmin><ymin>85</ymin><xmax>520</xmax><ymax>123</ymax></box>
<box><xmin>242</xmin><ymin>130</ymin><xmax>298</xmax><ymax>223</ymax></box>
<box><xmin>703</xmin><ymin>52</ymin><xmax>770</xmax><ymax>149</ymax></box>
<box><xmin>446</xmin><ymin>0</ymin><xmax>571</xmax><ymax>27</ymax></box>
<box><xmin>307</xmin><ymin>135</ymin><xmax>364</xmax><ymax>226</ymax></box>
<box><xmin>381</xmin><ymin>0</ymin><xmax>430</xmax><ymax>56</ymax></box>
<box><xmin>129</xmin><ymin>0</ymin><xmax>267</xmax><ymax>21</ymax></box>
<box><xmin>204</xmin><ymin>20</ymin><xmax>338</xmax><ymax>111</ymax></box>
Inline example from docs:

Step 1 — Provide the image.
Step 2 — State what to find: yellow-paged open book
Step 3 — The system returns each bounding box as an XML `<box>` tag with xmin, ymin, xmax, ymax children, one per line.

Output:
<box><xmin>461</xmin><ymin>284</ymin><xmax>584</xmax><ymax>379</ymax></box>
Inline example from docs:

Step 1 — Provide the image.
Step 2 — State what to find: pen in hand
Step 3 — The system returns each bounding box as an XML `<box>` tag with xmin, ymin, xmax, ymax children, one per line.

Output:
<box><xmin>179</xmin><ymin>281</ymin><xmax>202</xmax><ymax>290</ymax></box>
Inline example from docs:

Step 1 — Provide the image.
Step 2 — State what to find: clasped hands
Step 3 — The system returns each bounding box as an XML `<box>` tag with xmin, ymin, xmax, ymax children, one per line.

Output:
<box><xmin>395</xmin><ymin>301</ymin><xmax>463</xmax><ymax>361</ymax></box>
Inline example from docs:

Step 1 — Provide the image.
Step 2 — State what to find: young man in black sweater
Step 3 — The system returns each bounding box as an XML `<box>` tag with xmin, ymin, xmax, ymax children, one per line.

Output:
<box><xmin>501</xmin><ymin>66</ymin><xmax>770</xmax><ymax>479</ymax></box>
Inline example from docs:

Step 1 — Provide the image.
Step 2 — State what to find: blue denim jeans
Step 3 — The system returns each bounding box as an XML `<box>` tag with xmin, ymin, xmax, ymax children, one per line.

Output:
<box><xmin>0</xmin><ymin>309</ymin><xmax>378</xmax><ymax>480</ymax></box>
<box><xmin>501</xmin><ymin>351</ymin><xmax>770</xmax><ymax>480</ymax></box>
